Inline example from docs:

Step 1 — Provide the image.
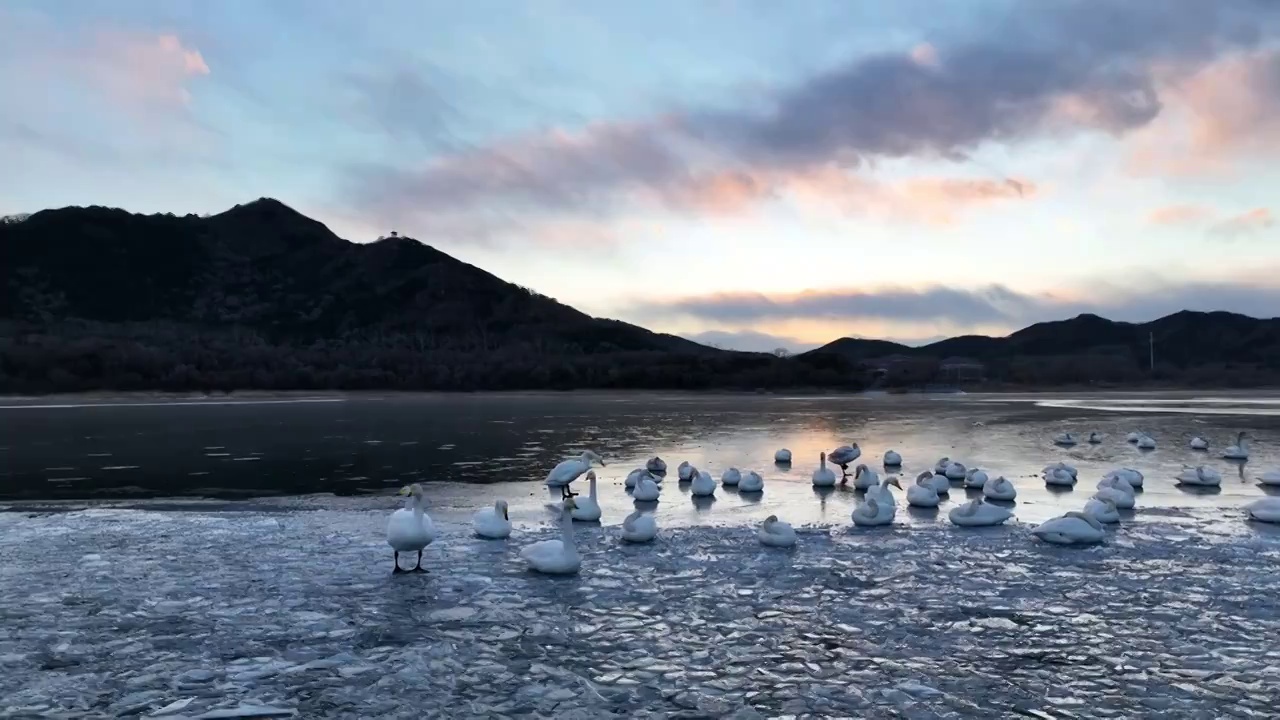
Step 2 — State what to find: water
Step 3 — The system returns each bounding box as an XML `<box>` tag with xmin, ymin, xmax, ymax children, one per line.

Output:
<box><xmin>2</xmin><ymin>391</ymin><xmax>1280</xmax><ymax>717</ymax></box>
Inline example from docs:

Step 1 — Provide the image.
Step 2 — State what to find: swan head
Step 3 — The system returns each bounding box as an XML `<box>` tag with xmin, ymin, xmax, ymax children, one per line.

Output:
<box><xmin>581</xmin><ymin>450</ymin><xmax>606</xmax><ymax>466</ymax></box>
<box><xmin>494</xmin><ymin>499</ymin><xmax>509</xmax><ymax>520</ymax></box>
<box><xmin>586</xmin><ymin>470</ymin><xmax>598</xmax><ymax>483</ymax></box>
<box><xmin>853</xmin><ymin>463</ymin><xmax>869</xmax><ymax>477</ymax></box>
<box><xmin>763</xmin><ymin>514</ymin><xmax>778</xmax><ymax>526</ymax></box>
<box><xmin>915</xmin><ymin>471</ymin><xmax>933</xmax><ymax>485</ymax></box>
<box><xmin>886</xmin><ymin>475</ymin><xmax>902</xmax><ymax>490</ymax></box>
<box><xmin>1063</xmin><ymin>510</ymin><xmax>1102</xmax><ymax>529</ymax></box>
<box><xmin>398</xmin><ymin>483</ymin><xmax>424</xmax><ymax>499</ymax></box>
<box><xmin>820</xmin><ymin>451</ymin><xmax>827</xmax><ymax>462</ymax></box>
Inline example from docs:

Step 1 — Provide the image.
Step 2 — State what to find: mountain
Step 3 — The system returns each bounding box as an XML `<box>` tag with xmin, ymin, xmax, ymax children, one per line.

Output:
<box><xmin>0</xmin><ymin>199</ymin><xmax>863</xmax><ymax>393</ymax></box>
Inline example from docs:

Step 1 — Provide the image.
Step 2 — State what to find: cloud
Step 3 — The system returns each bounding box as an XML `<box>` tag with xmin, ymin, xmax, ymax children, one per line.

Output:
<box><xmin>1209</xmin><ymin>208</ymin><xmax>1276</xmax><ymax>238</ymax></box>
<box><xmin>636</xmin><ymin>280</ymin><xmax>1280</xmax><ymax>330</ymax></box>
<box><xmin>1147</xmin><ymin>204</ymin><xmax>1215</xmax><ymax>226</ymax></box>
<box><xmin>1146</xmin><ymin>204</ymin><xmax>1276</xmax><ymax>238</ymax></box>
<box><xmin>682</xmin><ymin>329</ymin><xmax>819</xmax><ymax>354</ymax></box>
<box><xmin>345</xmin><ymin>0</ymin><xmax>1278</xmax><ymax>235</ymax></box>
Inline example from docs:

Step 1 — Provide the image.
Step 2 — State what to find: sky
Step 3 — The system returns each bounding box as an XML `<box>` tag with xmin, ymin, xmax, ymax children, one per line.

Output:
<box><xmin>3</xmin><ymin>0</ymin><xmax>1280</xmax><ymax>353</ymax></box>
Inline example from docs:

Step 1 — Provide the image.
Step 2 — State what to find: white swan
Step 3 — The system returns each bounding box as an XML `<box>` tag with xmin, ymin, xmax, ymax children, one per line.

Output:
<box><xmin>620</xmin><ymin>509</ymin><xmax>658</xmax><ymax>542</ymax></box>
<box><xmin>1093</xmin><ymin>477</ymin><xmax>1136</xmax><ymax>509</ymax></box>
<box><xmin>944</xmin><ymin>461</ymin><xmax>968</xmax><ymax>481</ymax></box>
<box><xmin>883</xmin><ymin>449</ymin><xmax>903</xmax><ymax>466</ymax></box>
<box><xmin>1031</xmin><ymin>511</ymin><xmax>1106</xmax><ymax>545</ymax></box>
<box><xmin>632</xmin><ymin>473</ymin><xmax>661</xmax><ymax>501</ymax></box>
<box><xmin>948</xmin><ymin>498</ymin><xmax>1014</xmax><ymax>527</ymax></box>
<box><xmin>918</xmin><ymin>470</ymin><xmax>950</xmax><ymax>494</ymax></box>
<box><xmin>1053</xmin><ymin>432</ymin><xmax>1077</xmax><ymax>446</ymax></box>
<box><xmin>624</xmin><ymin>468</ymin><xmax>652</xmax><ymax>489</ymax></box>
<box><xmin>1223</xmin><ymin>432</ymin><xmax>1249</xmax><ymax>460</ymax></box>
<box><xmin>721</xmin><ymin>467</ymin><xmax>741</xmax><ymax>487</ymax></box>
<box><xmin>520</xmin><ymin>498</ymin><xmax>581</xmax><ymax>574</ymax></box>
<box><xmin>1136</xmin><ymin>434</ymin><xmax>1156</xmax><ymax>449</ymax></box>
<box><xmin>812</xmin><ymin>451</ymin><xmax>837</xmax><ymax>487</ymax></box>
<box><xmin>1246</xmin><ymin>498</ymin><xmax>1280</xmax><ymax>523</ymax></box>
<box><xmin>1189</xmin><ymin>436</ymin><xmax>1208</xmax><ymax>451</ymax></box>
<box><xmin>546</xmin><ymin>450</ymin><xmax>605</xmax><ymax>498</ymax></box>
<box><xmin>1256</xmin><ymin>470</ymin><xmax>1280</xmax><ymax>486</ymax></box>
<box><xmin>1083</xmin><ymin>497</ymin><xmax>1120</xmax><ymax>523</ymax></box>
<box><xmin>983</xmin><ymin>475</ymin><xmax>1017</xmax><ymax>501</ymax></box>
<box><xmin>691</xmin><ymin>469</ymin><xmax>716</xmax><ymax>496</ymax></box>
<box><xmin>963</xmin><ymin>467</ymin><xmax>989</xmax><ymax>489</ymax></box>
<box><xmin>1043</xmin><ymin>467</ymin><xmax>1076</xmax><ymax>486</ymax></box>
<box><xmin>866</xmin><ymin>474</ymin><xmax>903</xmax><ymax>504</ymax></box>
<box><xmin>646</xmin><ymin>456</ymin><xmax>668</xmax><ymax>477</ymax></box>
<box><xmin>472</xmin><ymin>499</ymin><xmax>511</xmax><ymax>539</ymax></box>
<box><xmin>387</xmin><ymin>483</ymin><xmax>436</xmax><ymax>573</ymax></box>
<box><xmin>738</xmin><ymin>470</ymin><xmax>764</xmax><ymax>493</ymax></box>
<box><xmin>1042</xmin><ymin>461</ymin><xmax>1078</xmax><ymax>479</ymax></box>
<box><xmin>851</xmin><ymin>463</ymin><xmax>879</xmax><ymax>490</ymax></box>
<box><xmin>829</xmin><ymin>443</ymin><xmax>861</xmax><ymax>471</ymax></box>
<box><xmin>1087</xmin><ymin>432</ymin><xmax>1102</xmax><ymax>444</ymax></box>
<box><xmin>1126</xmin><ymin>432</ymin><xmax>1141</xmax><ymax>443</ymax></box>
<box><xmin>677</xmin><ymin>461</ymin><xmax>695</xmax><ymax>482</ymax></box>
<box><xmin>1175</xmin><ymin>465</ymin><xmax>1221</xmax><ymax>487</ymax></box>
<box><xmin>933</xmin><ymin>457</ymin><xmax>952</xmax><ymax>475</ymax></box>
<box><xmin>1104</xmin><ymin>467</ymin><xmax>1144</xmax><ymax>488</ymax></box>
<box><xmin>852</xmin><ymin>497</ymin><xmax>894</xmax><ymax>526</ymax></box>
<box><xmin>571</xmin><ymin>471</ymin><xmax>602</xmax><ymax>521</ymax></box>
<box><xmin>906</xmin><ymin>472</ymin><xmax>941</xmax><ymax>507</ymax></box>
<box><xmin>774</xmin><ymin>448</ymin><xmax>792</xmax><ymax>464</ymax></box>
<box><xmin>758</xmin><ymin>515</ymin><xmax>797</xmax><ymax>547</ymax></box>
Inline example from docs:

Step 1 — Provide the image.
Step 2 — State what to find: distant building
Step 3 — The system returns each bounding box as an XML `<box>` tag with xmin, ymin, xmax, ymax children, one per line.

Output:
<box><xmin>938</xmin><ymin>356</ymin><xmax>986</xmax><ymax>383</ymax></box>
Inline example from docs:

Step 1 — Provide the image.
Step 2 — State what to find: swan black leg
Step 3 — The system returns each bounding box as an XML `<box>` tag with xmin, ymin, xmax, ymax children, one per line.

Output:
<box><xmin>392</xmin><ymin>551</ymin><xmax>405</xmax><ymax>574</ymax></box>
<box><xmin>412</xmin><ymin>550</ymin><xmax>427</xmax><ymax>573</ymax></box>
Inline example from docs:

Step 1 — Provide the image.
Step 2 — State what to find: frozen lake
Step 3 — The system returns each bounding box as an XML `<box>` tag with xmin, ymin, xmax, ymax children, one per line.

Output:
<box><xmin>2</xmin><ymin>390</ymin><xmax>1280</xmax><ymax>717</ymax></box>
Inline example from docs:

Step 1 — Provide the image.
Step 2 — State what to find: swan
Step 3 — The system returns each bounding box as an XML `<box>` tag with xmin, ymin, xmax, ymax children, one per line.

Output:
<box><xmin>963</xmin><ymin>467</ymin><xmax>989</xmax><ymax>489</ymax></box>
<box><xmin>948</xmin><ymin>498</ymin><xmax>1014</xmax><ymax>527</ymax></box>
<box><xmin>983</xmin><ymin>475</ymin><xmax>1017</xmax><ymax>501</ymax></box>
<box><xmin>917</xmin><ymin>470</ymin><xmax>950</xmax><ymax>494</ymax></box>
<box><xmin>632</xmin><ymin>473</ymin><xmax>661</xmax><ymax>501</ymax></box>
<box><xmin>774</xmin><ymin>448</ymin><xmax>792</xmax><ymax>464</ymax></box>
<box><xmin>883</xmin><ymin>450</ymin><xmax>903</xmax><ymax>466</ymax></box>
<box><xmin>1223</xmin><ymin>432</ymin><xmax>1249</xmax><ymax>460</ymax></box>
<box><xmin>624</xmin><ymin>468</ymin><xmax>653</xmax><ymax>489</ymax></box>
<box><xmin>758</xmin><ymin>515</ymin><xmax>797</xmax><ymax>547</ymax></box>
<box><xmin>691</xmin><ymin>469</ymin><xmax>716</xmax><ymax>496</ymax></box>
<box><xmin>677</xmin><ymin>461</ymin><xmax>695</xmax><ymax>482</ymax></box>
<box><xmin>812</xmin><ymin>451</ymin><xmax>837</xmax><ymax>487</ymax></box>
<box><xmin>546</xmin><ymin>450</ymin><xmax>605</xmax><ymax>498</ymax></box>
<box><xmin>1136</xmin><ymin>434</ymin><xmax>1156</xmax><ymax>449</ymax></box>
<box><xmin>1093</xmin><ymin>477</ymin><xmax>1136</xmax><ymax>509</ymax></box>
<box><xmin>1257</xmin><ymin>470</ymin><xmax>1280</xmax><ymax>486</ymax></box>
<box><xmin>1189</xmin><ymin>436</ymin><xmax>1208</xmax><ymax>451</ymax></box>
<box><xmin>1246</xmin><ymin>498</ymin><xmax>1280</xmax><ymax>523</ymax></box>
<box><xmin>520</xmin><ymin>498</ymin><xmax>581</xmax><ymax>574</ymax></box>
<box><xmin>1126</xmin><ymin>432</ymin><xmax>1141</xmax><ymax>443</ymax></box>
<box><xmin>387</xmin><ymin>483</ymin><xmax>436</xmax><ymax>573</ymax></box>
<box><xmin>933</xmin><ymin>457</ymin><xmax>951</xmax><ymax>475</ymax></box>
<box><xmin>620</xmin><ymin>509</ymin><xmax>658</xmax><ymax>542</ymax></box>
<box><xmin>1104</xmin><ymin>467</ymin><xmax>1144</xmax><ymax>488</ymax></box>
<box><xmin>1043</xmin><ymin>467</ymin><xmax>1076</xmax><ymax>486</ymax></box>
<box><xmin>1030</xmin><ymin>511</ymin><xmax>1106</xmax><ymax>545</ymax></box>
<box><xmin>866</xmin><ymin>474</ymin><xmax>903</xmax><ymax>505</ymax></box>
<box><xmin>1088</xmin><ymin>432</ymin><xmax>1102</xmax><ymax>444</ymax></box>
<box><xmin>571</xmin><ymin>471</ymin><xmax>602</xmax><ymax>521</ymax></box>
<box><xmin>851</xmin><ymin>464</ymin><xmax>879</xmax><ymax>490</ymax></box>
<box><xmin>1042</xmin><ymin>461</ymin><xmax>1078</xmax><ymax>480</ymax></box>
<box><xmin>852</xmin><ymin>497</ymin><xmax>894</xmax><ymax>526</ymax></box>
<box><xmin>944</xmin><ymin>461</ymin><xmax>967</xmax><ymax>481</ymax></box>
<box><xmin>1083</xmin><ymin>497</ymin><xmax>1120</xmax><ymax>523</ymax></box>
<box><xmin>906</xmin><ymin>472</ymin><xmax>941</xmax><ymax>507</ymax></box>
<box><xmin>721</xmin><ymin>467</ymin><xmax>741</xmax><ymax>486</ymax></box>
<box><xmin>1175</xmin><ymin>465</ymin><xmax>1221</xmax><ymax>487</ymax></box>
<box><xmin>1053</xmin><ymin>432</ymin><xmax>1077</xmax><ymax>446</ymax></box>
<box><xmin>472</xmin><ymin>499</ymin><xmax>511</xmax><ymax>539</ymax></box>
<box><xmin>646</xmin><ymin>456</ymin><xmax>668</xmax><ymax>477</ymax></box>
<box><xmin>829</xmin><ymin>444</ymin><xmax>862</xmax><ymax>475</ymax></box>
<box><xmin>738</xmin><ymin>470</ymin><xmax>764</xmax><ymax>493</ymax></box>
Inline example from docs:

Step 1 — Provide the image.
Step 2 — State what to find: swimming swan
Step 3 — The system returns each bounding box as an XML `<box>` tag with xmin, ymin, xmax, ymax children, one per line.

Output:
<box><xmin>774</xmin><ymin>448</ymin><xmax>792</xmax><ymax>464</ymax></box>
<box><xmin>983</xmin><ymin>475</ymin><xmax>1017</xmax><ymax>501</ymax></box>
<box><xmin>1190</xmin><ymin>436</ymin><xmax>1208</xmax><ymax>450</ymax></box>
<box><xmin>1043</xmin><ymin>467</ymin><xmax>1077</xmax><ymax>487</ymax></box>
<box><xmin>546</xmin><ymin>450</ymin><xmax>605</xmax><ymax>499</ymax></box>
<box><xmin>918</xmin><ymin>470</ymin><xmax>950</xmax><ymax>494</ymax></box>
<box><xmin>852</xmin><ymin>496</ymin><xmax>894</xmax><ymax>526</ymax></box>
<box><xmin>1136</xmin><ymin>434</ymin><xmax>1156</xmax><ymax>449</ymax></box>
<box><xmin>625</xmin><ymin>468</ymin><xmax>654</xmax><ymax>489</ymax></box>
<box><xmin>1088</xmin><ymin>432</ymin><xmax>1102</xmax><ymax>444</ymax></box>
<box><xmin>632</xmin><ymin>473</ymin><xmax>661</xmax><ymax>501</ymax></box>
<box><xmin>520</xmin><ymin>498</ymin><xmax>582</xmax><ymax>574</ymax></box>
<box><xmin>473</xmin><ymin>499</ymin><xmax>511</xmax><ymax>539</ymax></box>
<box><xmin>677</xmin><ymin>461</ymin><xmax>695</xmax><ymax>481</ymax></box>
<box><xmin>1175</xmin><ymin>465</ymin><xmax>1221</xmax><ymax>487</ymax></box>
<box><xmin>812</xmin><ymin>452</ymin><xmax>837</xmax><ymax>487</ymax></box>
<box><xmin>738</xmin><ymin>470</ymin><xmax>764</xmax><ymax>493</ymax></box>
<box><xmin>944</xmin><ymin>462</ymin><xmax>968</xmax><ymax>481</ymax></box>
<box><xmin>1053</xmin><ymin>432</ymin><xmax>1077</xmax><ymax>446</ymax></box>
<box><xmin>851</xmin><ymin>464</ymin><xmax>879</xmax><ymax>490</ymax></box>
<box><xmin>1257</xmin><ymin>470</ymin><xmax>1280</xmax><ymax>486</ymax></box>
<box><xmin>691</xmin><ymin>469</ymin><xmax>716</xmax><ymax>496</ymax></box>
<box><xmin>906</xmin><ymin>472</ymin><xmax>941</xmax><ymax>507</ymax></box>
<box><xmin>1083</xmin><ymin>496</ymin><xmax>1120</xmax><ymax>523</ymax></box>
<box><xmin>1223</xmin><ymin>432</ymin><xmax>1249</xmax><ymax>460</ymax></box>
<box><xmin>646</xmin><ymin>456</ymin><xmax>668</xmax><ymax>477</ymax></box>
<box><xmin>933</xmin><ymin>457</ymin><xmax>952</xmax><ymax>475</ymax></box>
<box><xmin>1094</xmin><ymin>476</ymin><xmax>1135</xmax><ymax>509</ymax></box>
<box><xmin>721</xmin><ymin>467</ymin><xmax>741</xmax><ymax>487</ymax></box>
<box><xmin>963</xmin><ymin>467</ymin><xmax>989</xmax><ymax>489</ymax></box>
<box><xmin>883</xmin><ymin>450</ymin><xmax>903</xmax><ymax>466</ymax></box>
<box><xmin>621</xmin><ymin>509</ymin><xmax>658</xmax><ymax>542</ymax></box>
<box><xmin>1246</xmin><ymin>498</ymin><xmax>1280</xmax><ymax>523</ymax></box>
<box><xmin>948</xmin><ymin>498</ymin><xmax>1014</xmax><ymax>527</ymax></box>
<box><xmin>758</xmin><ymin>515</ymin><xmax>798</xmax><ymax>547</ymax></box>
<box><xmin>387</xmin><ymin>483</ymin><xmax>436</xmax><ymax>573</ymax></box>
<box><xmin>829</xmin><ymin>444</ymin><xmax>862</xmax><ymax>474</ymax></box>
<box><xmin>1104</xmin><ymin>467</ymin><xmax>1144</xmax><ymax>488</ymax></box>
<box><xmin>571</xmin><ymin>471</ymin><xmax>602</xmax><ymax>521</ymax></box>
<box><xmin>1031</xmin><ymin>511</ymin><xmax>1106</xmax><ymax>545</ymax></box>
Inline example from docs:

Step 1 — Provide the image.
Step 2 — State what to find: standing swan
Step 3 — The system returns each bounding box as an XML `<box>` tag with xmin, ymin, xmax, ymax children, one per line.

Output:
<box><xmin>473</xmin><ymin>499</ymin><xmax>511</xmax><ymax>539</ymax></box>
<box><xmin>691</xmin><ymin>469</ymin><xmax>716</xmax><ymax>496</ymax></box>
<box><xmin>520</xmin><ymin>498</ymin><xmax>581</xmax><ymax>574</ymax></box>
<box><xmin>1223</xmin><ymin>432</ymin><xmax>1249</xmax><ymax>460</ymax></box>
<box><xmin>621</xmin><ymin>509</ymin><xmax>658</xmax><ymax>542</ymax></box>
<box><xmin>774</xmin><ymin>449</ymin><xmax>792</xmax><ymax>464</ymax></box>
<box><xmin>1031</xmin><ymin>511</ymin><xmax>1106</xmax><ymax>545</ymax></box>
<box><xmin>829</xmin><ymin>444</ymin><xmax>861</xmax><ymax>476</ymax></box>
<box><xmin>812</xmin><ymin>452</ymin><xmax>837</xmax><ymax>487</ymax></box>
<box><xmin>546</xmin><ymin>450</ymin><xmax>605</xmax><ymax>499</ymax></box>
<box><xmin>883</xmin><ymin>450</ymin><xmax>903</xmax><ymax>466</ymax></box>
<box><xmin>758</xmin><ymin>515</ymin><xmax>798</xmax><ymax>547</ymax></box>
<box><xmin>387</xmin><ymin>483</ymin><xmax>436</xmax><ymax>573</ymax></box>
<box><xmin>571</xmin><ymin>471</ymin><xmax>602</xmax><ymax>521</ymax></box>
<box><xmin>738</xmin><ymin>470</ymin><xmax>764</xmax><ymax>493</ymax></box>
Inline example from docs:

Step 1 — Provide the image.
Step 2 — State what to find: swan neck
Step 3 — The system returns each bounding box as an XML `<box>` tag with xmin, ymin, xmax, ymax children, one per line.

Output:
<box><xmin>560</xmin><ymin>510</ymin><xmax>578</xmax><ymax>553</ymax></box>
<box><xmin>589</xmin><ymin>475</ymin><xmax>598</xmax><ymax>499</ymax></box>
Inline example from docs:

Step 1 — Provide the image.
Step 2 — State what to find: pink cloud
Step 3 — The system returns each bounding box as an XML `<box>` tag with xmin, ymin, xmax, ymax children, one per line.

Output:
<box><xmin>1147</xmin><ymin>204</ymin><xmax>1214</xmax><ymax>225</ymax></box>
<box><xmin>1209</xmin><ymin>208</ymin><xmax>1276</xmax><ymax>239</ymax></box>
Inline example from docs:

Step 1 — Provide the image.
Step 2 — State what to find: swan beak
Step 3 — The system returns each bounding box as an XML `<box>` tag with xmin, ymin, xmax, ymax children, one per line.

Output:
<box><xmin>397</xmin><ymin>486</ymin><xmax>410</xmax><ymax>496</ymax></box>
<box><xmin>503</xmin><ymin>508</ymin><xmax>509</xmax><ymax>520</ymax></box>
<box><xmin>599</xmin><ymin>460</ymin><xmax>607</xmax><ymax>466</ymax></box>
